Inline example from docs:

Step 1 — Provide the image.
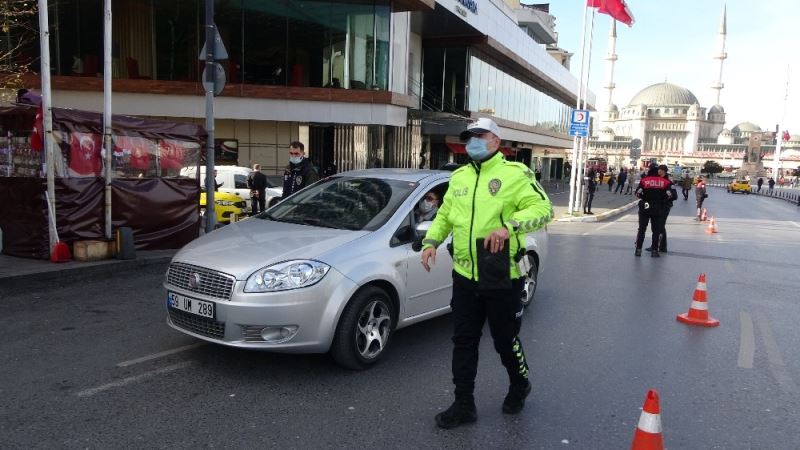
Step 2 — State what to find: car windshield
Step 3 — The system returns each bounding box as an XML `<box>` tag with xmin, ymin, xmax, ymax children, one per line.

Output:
<box><xmin>260</xmin><ymin>176</ymin><xmax>418</xmax><ymax>231</ymax></box>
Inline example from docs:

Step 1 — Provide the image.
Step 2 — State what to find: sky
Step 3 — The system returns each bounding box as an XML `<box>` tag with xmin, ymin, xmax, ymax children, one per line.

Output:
<box><xmin>544</xmin><ymin>0</ymin><xmax>800</xmax><ymax>134</ymax></box>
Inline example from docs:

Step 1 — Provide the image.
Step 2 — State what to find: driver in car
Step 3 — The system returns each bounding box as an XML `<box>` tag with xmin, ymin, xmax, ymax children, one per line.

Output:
<box><xmin>414</xmin><ymin>190</ymin><xmax>440</xmax><ymax>223</ymax></box>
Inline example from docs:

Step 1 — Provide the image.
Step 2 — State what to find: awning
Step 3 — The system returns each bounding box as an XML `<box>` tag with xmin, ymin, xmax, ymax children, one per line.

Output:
<box><xmin>446</xmin><ymin>143</ymin><xmax>516</xmax><ymax>157</ymax></box>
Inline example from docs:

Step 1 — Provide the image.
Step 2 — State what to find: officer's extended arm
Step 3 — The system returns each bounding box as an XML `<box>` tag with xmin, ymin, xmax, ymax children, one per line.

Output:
<box><xmin>505</xmin><ymin>174</ymin><xmax>553</xmax><ymax>234</ymax></box>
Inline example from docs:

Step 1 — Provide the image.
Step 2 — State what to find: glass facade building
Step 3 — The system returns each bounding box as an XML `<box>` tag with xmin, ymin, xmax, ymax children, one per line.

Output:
<box><xmin>421</xmin><ymin>47</ymin><xmax>571</xmax><ymax>134</ymax></box>
<box><xmin>49</xmin><ymin>0</ymin><xmax>391</xmax><ymax>90</ymax></box>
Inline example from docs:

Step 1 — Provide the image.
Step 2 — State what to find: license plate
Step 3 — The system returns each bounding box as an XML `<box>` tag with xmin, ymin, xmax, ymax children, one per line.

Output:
<box><xmin>168</xmin><ymin>292</ymin><xmax>215</xmax><ymax>319</ymax></box>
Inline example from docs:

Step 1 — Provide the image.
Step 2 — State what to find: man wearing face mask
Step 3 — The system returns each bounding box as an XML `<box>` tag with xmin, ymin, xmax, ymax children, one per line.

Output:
<box><xmin>420</xmin><ymin>118</ymin><xmax>553</xmax><ymax>429</ymax></box>
<box><xmin>415</xmin><ymin>190</ymin><xmax>440</xmax><ymax>223</ymax></box>
<box><xmin>282</xmin><ymin>141</ymin><xmax>319</xmax><ymax>199</ymax></box>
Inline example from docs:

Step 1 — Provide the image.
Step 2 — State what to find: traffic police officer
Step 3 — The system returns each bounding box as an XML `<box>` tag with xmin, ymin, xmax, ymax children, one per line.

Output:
<box><xmin>420</xmin><ymin>118</ymin><xmax>553</xmax><ymax>429</ymax></box>
<box><xmin>634</xmin><ymin>164</ymin><xmax>672</xmax><ymax>257</ymax></box>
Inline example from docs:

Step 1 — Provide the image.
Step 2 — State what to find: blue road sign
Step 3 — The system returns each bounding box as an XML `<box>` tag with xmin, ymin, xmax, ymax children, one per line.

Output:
<box><xmin>569</xmin><ymin>109</ymin><xmax>590</xmax><ymax>137</ymax></box>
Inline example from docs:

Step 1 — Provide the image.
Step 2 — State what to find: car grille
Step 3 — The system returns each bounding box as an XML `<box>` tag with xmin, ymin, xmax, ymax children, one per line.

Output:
<box><xmin>166</xmin><ymin>263</ymin><xmax>235</xmax><ymax>300</ymax></box>
<box><xmin>168</xmin><ymin>308</ymin><xmax>225</xmax><ymax>339</ymax></box>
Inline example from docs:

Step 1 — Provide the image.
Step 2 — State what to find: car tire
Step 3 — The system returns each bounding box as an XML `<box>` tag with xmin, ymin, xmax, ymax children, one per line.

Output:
<box><xmin>268</xmin><ymin>197</ymin><xmax>280</xmax><ymax>208</ymax></box>
<box><xmin>331</xmin><ymin>286</ymin><xmax>394</xmax><ymax>370</ymax></box>
<box><xmin>520</xmin><ymin>254</ymin><xmax>539</xmax><ymax>308</ymax></box>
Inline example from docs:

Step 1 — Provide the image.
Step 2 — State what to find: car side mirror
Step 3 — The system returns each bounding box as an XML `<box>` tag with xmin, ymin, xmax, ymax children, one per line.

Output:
<box><xmin>411</xmin><ymin>221</ymin><xmax>433</xmax><ymax>252</ymax></box>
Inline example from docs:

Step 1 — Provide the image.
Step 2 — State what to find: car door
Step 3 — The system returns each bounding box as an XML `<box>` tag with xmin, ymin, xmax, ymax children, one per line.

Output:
<box><xmin>399</xmin><ymin>182</ymin><xmax>453</xmax><ymax>319</ymax></box>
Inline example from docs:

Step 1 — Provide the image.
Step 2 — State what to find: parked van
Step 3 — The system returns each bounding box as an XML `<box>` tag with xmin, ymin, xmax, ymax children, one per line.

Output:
<box><xmin>182</xmin><ymin>165</ymin><xmax>283</xmax><ymax>210</ymax></box>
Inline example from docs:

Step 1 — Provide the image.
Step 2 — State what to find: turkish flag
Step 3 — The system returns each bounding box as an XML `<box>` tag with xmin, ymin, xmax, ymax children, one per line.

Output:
<box><xmin>587</xmin><ymin>0</ymin><xmax>635</xmax><ymax>26</ymax></box>
<box><xmin>783</xmin><ymin>130</ymin><xmax>791</xmax><ymax>142</ymax></box>
<box><xmin>115</xmin><ymin>136</ymin><xmax>152</xmax><ymax>170</ymax></box>
<box><xmin>30</xmin><ymin>106</ymin><xmax>44</xmax><ymax>152</ymax></box>
<box><xmin>68</xmin><ymin>132</ymin><xmax>103</xmax><ymax>176</ymax></box>
<box><xmin>159</xmin><ymin>139</ymin><xmax>186</xmax><ymax>169</ymax></box>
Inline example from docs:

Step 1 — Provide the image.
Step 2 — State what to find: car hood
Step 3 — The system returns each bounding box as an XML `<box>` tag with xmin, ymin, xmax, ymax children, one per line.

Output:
<box><xmin>173</xmin><ymin>219</ymin><xmax>368</xmax><ymax>279</ymax></box>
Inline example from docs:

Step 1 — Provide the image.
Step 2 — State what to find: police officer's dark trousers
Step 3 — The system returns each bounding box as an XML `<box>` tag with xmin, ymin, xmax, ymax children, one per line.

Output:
<box><xmin>635</xmin><ymin>203</ymin><xmax>664</xmax><ymax>250</ymax></box>
<box><xmin>450</xmin><ymin>272</ymin><xmax>529</xmax><ymax>400</ymax></box>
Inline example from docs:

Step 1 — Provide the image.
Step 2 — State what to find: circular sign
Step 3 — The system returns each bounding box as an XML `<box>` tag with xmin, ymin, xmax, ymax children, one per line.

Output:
<box><xmin>630</xmin><ymin>138</ymin><xmax>642</xmax><ymax>149</ymax></box>
<box><xmin>202</xmin><ymin>63</ymin><xmax>226</xmax><ymax>96</ymax></box>
<box><xmin>574</xmin><ymin>111</ymin><xmax>587</xmax><ymax>122</ymax></box>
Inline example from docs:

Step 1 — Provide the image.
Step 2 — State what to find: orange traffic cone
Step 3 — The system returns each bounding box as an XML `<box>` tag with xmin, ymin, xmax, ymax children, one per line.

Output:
<box><xmin>631</xmin><ymin>389</ymin><xmax>664</xmax><ymax>450</ymax></box>
<box><xmin>706</xmin><ymin>217</ymin><xmax>717</xmax><ymax>234</ymax></box>
<box><xmin>677</xmin><ymin>274</ymin><xmax>719</xmax><ymax>327</ymax></box>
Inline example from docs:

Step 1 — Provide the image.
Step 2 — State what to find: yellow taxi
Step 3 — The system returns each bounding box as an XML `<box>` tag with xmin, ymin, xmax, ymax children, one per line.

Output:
<box><xmin>727</xmin><ymin>179</ymin><xmax>752</xmax><ymax>194</ymax></box>
<box><xmin>200</xmin><ymin>191</ymin><xmax>248</xmax><ymax>225</ymax></box>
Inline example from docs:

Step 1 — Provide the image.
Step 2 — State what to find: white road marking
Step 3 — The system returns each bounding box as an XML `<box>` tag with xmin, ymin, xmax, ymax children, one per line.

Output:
<box><xmin>116</xmin><ymin>343</ymin><xmax>207</xmax><ymax>368</ymax></box>
<box><xmin>791</xmin><ymin>221</ymin><xmax>800</xmax><ymax>229</ymax></box>
<box><xmin>738</xmin><ymin>312</ymin><xmax>755</xmax><ymax>369</ymax></box>
<box><xmin>77</xmin><ymin>361</ymin><xmax>194</xmax><ymax>398</ymax></box>
<box><xmin>754</xmin><ymin>312</ymin><xmax>798</xmax><ymax>394</ymax></box>
<box><xmin>581</xmin><ymin>220</ymin><xmax>619</xmax><ymax>236</ymax></box>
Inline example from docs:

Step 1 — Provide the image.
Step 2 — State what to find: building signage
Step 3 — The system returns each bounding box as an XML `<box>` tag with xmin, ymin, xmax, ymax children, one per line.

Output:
<box><xmin>457</xmin><ymin>0</ymin><xmax>478</xmax><ymax>14</ymax></box>
<box><xmin>569</xmin><ymin>109</ymin><xmax>590</xmax><ymax>137</ymax></box>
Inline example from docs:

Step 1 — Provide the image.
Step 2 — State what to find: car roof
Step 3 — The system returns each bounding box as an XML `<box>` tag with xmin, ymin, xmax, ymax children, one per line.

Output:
<box><xmin>335</xmin><ymin>168</ymin><xmax>451</xmax><ymax>183</ymax></box>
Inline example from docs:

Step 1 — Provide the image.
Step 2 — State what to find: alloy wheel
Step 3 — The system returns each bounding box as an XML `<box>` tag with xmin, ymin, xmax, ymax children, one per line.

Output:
<box><xmin>355</xmin><ymin>300</ymin><xmax>391</xmax><ymax>359</ymax></box>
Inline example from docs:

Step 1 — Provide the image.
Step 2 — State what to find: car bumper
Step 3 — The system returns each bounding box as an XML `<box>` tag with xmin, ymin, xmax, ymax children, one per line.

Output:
<box><xmin>164</xmin><ymin>268</ymin><xmax>358</xmax><ymax>353</ymax></box>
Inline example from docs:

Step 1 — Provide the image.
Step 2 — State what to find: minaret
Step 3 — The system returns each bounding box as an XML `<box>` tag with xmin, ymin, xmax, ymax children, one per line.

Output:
<box><xmin>711</xmin><ymin>4</ymin><xmax>727</xmax><ymax>105</ymax></box>
<box><xmin>603</xmin><ymin>20</ymin><xmax>618</xmax><ymax>115</ymax></box>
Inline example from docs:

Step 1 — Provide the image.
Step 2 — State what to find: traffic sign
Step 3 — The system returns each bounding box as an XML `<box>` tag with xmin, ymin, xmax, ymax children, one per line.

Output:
<box><xmin>569</xmin><ymin>109</ymin><xmax>590</xmax><ymax>137</ymax></box>
<box><xmin>202</xmin><ymin>62</ymin><xmax>226</xmax><ymax>96</ymax></box>
<box><xmin>199</xmin><ymin>26</ymin><xmax>229</xmax><ymax>61</ymax></box>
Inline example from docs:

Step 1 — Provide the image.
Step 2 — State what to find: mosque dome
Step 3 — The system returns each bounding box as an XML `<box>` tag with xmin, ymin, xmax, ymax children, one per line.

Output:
<box><xmin>732</xmin><ymin>122</ymin><xmax>762</xmax><ymax>133</ymax></box>
<box><xmin>606</xmin><ymin>104</ymin><xmax>619</xmax><ymax>112</ymax></box>
<box><xmin>708</xmin><ymin>104</ymin><xmax>725</xmax><ymax>114</ymax></box>
<box><xmin>628</xmin><ymin>82</ymin><xmax>699</xmax><ymax>106</ymax></box>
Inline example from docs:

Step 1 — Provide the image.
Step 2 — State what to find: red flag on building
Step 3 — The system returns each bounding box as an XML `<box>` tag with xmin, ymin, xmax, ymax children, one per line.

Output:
<box><xmin>783</xmin><ymin>130</ymin><xmax>790</xmax><ymax>142</ymax></box>
<box><xmin>115</xmin><ymin>136</ymin><xmax>153</xmax><ymax>170</ymax></box>
<box><xmin>587</xmin><ymin>0</ymin><xmax>635</xmax><ymax>26</ymax></box>
<box><xmin>68</xmin><ymin>132</ymin><xmax>103</xmax><ymax>176</ymax></box>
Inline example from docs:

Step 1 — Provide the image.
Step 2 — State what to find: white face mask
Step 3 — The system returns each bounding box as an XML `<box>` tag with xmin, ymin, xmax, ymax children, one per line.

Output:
<box><xmin>418</xmin><ymin>199</ymin><xmax>435</xmax><ymax>213</ymax></box>
<box><xmin>289</xmin><ymin>155</ymin><xmax>303</xmax><ymax>165</ymax></box>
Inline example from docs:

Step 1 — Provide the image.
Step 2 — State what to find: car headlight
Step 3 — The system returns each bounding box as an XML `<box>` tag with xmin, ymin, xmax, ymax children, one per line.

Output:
<box><xmin>244</xmin><ymin>260</ymin><xmax>330</xmax><ymax>293</ymax></box>
<box><xmin>215</xmin><ymin>200</ymin><xmax>235</xmax><ymax>206</ymax></box>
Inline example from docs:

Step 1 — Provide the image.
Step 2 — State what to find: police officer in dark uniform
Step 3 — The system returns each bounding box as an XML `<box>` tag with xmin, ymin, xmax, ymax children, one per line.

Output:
<box><xmin>635</xmin><ymin>164</ymin><xmax>672</xmax><ymax>257</ymax></box>
<box><xmin>282</xmin><ymin>141</ymin><xmax>319</xmax><ymax>199</ymax></box>
<box><xmin>646</xmin><ymin>165</ymin><xmax>677</xmax><ymax>253</ymax></box>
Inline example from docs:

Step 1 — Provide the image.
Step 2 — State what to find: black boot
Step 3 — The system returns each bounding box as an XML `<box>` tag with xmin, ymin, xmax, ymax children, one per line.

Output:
<box><xmin>651</xmin><ymin>250</ymin><xmax>660</xmax><ymax>258</ymax></box>
<box><xmin>645</xmin><ymin>246</ymin><xmax>653</xmax><ymax>252</ymax></box>
<box><xmin>502</xmin><ymin>381</ymin><xmax>532</xmax><ymax>414</ymax></box>
<box><xmin>635</xmin><ymin>248</ymin><xmax>642</xmax><ymax>257</ymax></box>
<box><xmin>435</xmin><ymin>397</ymin><xmax>477</xmax><ymax>429</ymax></box>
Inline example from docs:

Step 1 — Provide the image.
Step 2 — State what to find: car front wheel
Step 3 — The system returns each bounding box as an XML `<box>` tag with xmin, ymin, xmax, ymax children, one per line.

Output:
<box><xmin>331</xmin><ymin>286</ymin><xmax>394</xmax><ymax>370</ymax></box>
<box><xmin>520</xmin><ymin>255</ymin><xmax>539</xmax><ymax>308</ymax></box>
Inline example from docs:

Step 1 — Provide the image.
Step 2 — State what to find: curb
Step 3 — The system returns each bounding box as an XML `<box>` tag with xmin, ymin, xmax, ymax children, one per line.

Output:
<box><xmin>709</xmin><ymin>185</ymin><xmax>800</xmax><ymax>206</ymax></box>
<box><xmin>557</xmin><ymin>200</ymin><xmax>639</xmax><ymax>223</ymax></box>
<box><xmin>0</xmin><ymin>254</ymin><xmax>174</xmax><ymax>293</ymax></box>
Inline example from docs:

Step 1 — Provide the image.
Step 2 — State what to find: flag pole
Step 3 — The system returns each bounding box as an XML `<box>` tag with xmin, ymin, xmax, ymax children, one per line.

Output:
<box><xmin>568</xmin><ymin>1</ymin><xmax>590</xmax><ymax>215</ymax></box>
<box><xmin>577</xmin><ymin>7</ymin><xmax>597</xmax><ymax>213</ymax></box>
<box><xmin>37</xmin><ymin>0</ymin><xmax>56</xmax><ymax>254</ymax></box>
<box><xmin>772</xmin><ymin>65</ymin><xmax>789</xmax><ymax>180</ymax></box>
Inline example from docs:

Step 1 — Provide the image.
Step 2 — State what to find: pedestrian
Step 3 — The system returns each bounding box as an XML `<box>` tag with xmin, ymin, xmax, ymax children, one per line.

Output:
<box><xmin>757</xmin><ymin>177</ymin><xmax>764</xmax><ymax>193</ymax></box>
<box><xmin>625</xmin><ymin>169</ymin><xmax>636</xmax><ymax>195</ymax></box>
<box><xmin>204</xmin><ymin>169</ymin><xmax>223</xmax><ymax>191</ymax></box>
<box><xmin>768</xmin><ymin>177</ymin><xmax>775</xmax><ymax>194</ymax></box>
<box><xmin>680</xmin><ymin>174</ymin><xmax>692</xmax><ymax>200</ymax></box>
<box><xmin>695</xmin><ymin>175</ymin><xmax>708</xmax><ymax>220</ymax></box>
<box><xmin>615</xmin><ymin>169</ymin><xmax>627</xmax><ymax>194</ymax></box>
<box><xmin>634</xmin><ymin>164</ymin><xmax>672</xmax><ymax>257</ymax></box>
<box><xmin>420</xmin><ymin>118</ymin><xmax>553</xmax><ymax>429</ymax></box>
<box><xmin>247</xmin><ymin>163</ymin><xmax>268</xmax><ymax>215</ymax></box>
<box><xmin>282</xmin><ymin>141</ymin><xmax>319</xmax><ymax>199</ymax></box>
<box><xmin>607</xmin><ymin>170</ymin><xmax>615</xmax><ymax>191</ymax></box>
<box><xmin>584</xmin><ymin>169</ymin><xmax>596</xmax><ymax>214</ymax></box>
<box><xmin>647</xmin><ymin>166</ymin><xmax>676</xmax><ymax>253</ymax></box>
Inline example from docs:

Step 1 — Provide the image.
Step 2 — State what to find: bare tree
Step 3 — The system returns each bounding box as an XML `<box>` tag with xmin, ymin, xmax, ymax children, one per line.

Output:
<box><xmin>0</xmin><ymin>1</ymin><xmax>38</xmax><ymax>102</ymax></box>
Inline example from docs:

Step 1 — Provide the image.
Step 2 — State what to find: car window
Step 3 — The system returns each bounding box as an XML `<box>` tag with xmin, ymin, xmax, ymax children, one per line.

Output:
<box><xmin>261</xmin><ymin>176</ymin><xmax>418</xmax><ymax>231</ymax></box>
<box><xmin>234</xmin><ymin>174</ymin><xmax>248</xmax><ymax>189</ymax></box>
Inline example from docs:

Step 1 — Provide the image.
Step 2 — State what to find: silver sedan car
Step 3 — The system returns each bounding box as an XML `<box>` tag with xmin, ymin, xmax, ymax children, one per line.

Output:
<box><xmin>164</xmin><ymin>169</ymin><xmax>548</xmax><ymax>369</ymax></box>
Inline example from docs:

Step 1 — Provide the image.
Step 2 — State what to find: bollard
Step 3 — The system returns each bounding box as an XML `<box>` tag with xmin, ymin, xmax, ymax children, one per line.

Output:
<box><xmin>115</xmin><ymin>227</ymin><xmax>136</xmax><ymax>260</ymax></box>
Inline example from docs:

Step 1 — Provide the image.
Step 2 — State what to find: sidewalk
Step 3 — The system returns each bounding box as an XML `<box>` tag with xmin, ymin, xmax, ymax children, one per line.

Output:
<box><xmin>545</xmin><ymin>182</ymin><xmax>638</xmax><ymax>223</ymax></box>
<box><xmin>0</xmin><ymin>249</ymin><xmax>176</xmax><ymax>293</ymax></box>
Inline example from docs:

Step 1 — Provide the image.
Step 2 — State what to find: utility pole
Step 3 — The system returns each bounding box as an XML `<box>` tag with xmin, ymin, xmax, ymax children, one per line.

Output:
<box><xmin>204</xmin><ymin>0</ymin><xmax>216</xmax><ymax>232</ymax></box>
